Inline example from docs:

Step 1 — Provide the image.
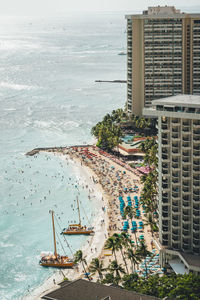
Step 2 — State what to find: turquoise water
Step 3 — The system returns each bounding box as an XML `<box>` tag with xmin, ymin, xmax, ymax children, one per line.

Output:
<box><xmin>0</xmin><ymin>13</ymin><xmax>126</xmax><ymax>299</ymax></box>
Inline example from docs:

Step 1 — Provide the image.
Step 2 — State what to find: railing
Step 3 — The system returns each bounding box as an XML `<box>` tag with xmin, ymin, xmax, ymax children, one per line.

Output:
<box><xmin>182</xmin><ymin>127</ymin><xmax>190</xmax><ymax>132</ymax></box>
<box><xmin>183</xmin><ymin>201</ymin><xmax>190</xmax><ymax>208</ymax></box>
<box><xmin>183</xmin><ymin>172</ymin><xmax>190</xmax><ymax>178</ymax></box>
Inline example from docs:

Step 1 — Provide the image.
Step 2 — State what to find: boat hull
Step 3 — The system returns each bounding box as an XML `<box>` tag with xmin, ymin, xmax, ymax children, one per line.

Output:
<box><xmin>40</xmin><ymin>262</ymin><xmax>74</xmax><ymax>268</ymax></box>
<box><xmin>62</xmin><ymin>230</ymin><xmax>94</xmax><ymax>235</ymax></box>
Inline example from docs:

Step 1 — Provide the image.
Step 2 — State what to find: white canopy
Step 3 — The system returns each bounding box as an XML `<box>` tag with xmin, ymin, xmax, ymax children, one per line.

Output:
<box><xmin>169</xmin><ymin>259</ymin><xmax>189</xmax><ymax>275</ymax></box>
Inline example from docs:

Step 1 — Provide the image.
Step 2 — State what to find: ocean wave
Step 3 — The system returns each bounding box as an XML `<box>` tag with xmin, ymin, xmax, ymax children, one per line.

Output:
<box><xmin>0</xmin><ymin>39</ymin><xmax>41</xmax><ymax>51</ymax></box>
<box><xmin>0</xmin><ymin>82</ymin><xmax>34</xmax><ymax>91</ymax></box>
<box><xmin>33</xmin><ymin>120</ymin><xmax>55</xmax><ymax>129</ymax></box>
<box><xmin>3</xmin><ymin>108</ymin><xmax>17</xmax><ymax>111</ymax></box>
<box><xmin>0</xmin><ymin>241</ymin><xmax>14</xmax><ymax>248</ymax></box>
<box><xmin>14</xmin><ymin>273</ymin><xmax>27</xmax><ymax>282</ymax></box>
<box><xmin>63</xmin><ymin>120</ymin><xmax>80</xmax><ymax>128</ymax></box>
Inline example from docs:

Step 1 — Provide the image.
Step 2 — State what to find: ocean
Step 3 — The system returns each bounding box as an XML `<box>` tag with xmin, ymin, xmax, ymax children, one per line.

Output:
<box><xmin>0</xmin><ymin>13</ymin><xmax>126</xmax><ymax>299</ymax></box>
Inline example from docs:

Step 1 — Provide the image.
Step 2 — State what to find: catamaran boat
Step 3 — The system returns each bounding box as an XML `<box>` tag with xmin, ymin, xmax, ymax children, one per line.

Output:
<box><xmin>61</xmin><ymin>197</ymin><xmax>94</xmax><ymax>235</ymax></box>
<box><xmin>39</xmin><ymin>210</ymin><xmax>74</xmax><ymax>268</ymax></box>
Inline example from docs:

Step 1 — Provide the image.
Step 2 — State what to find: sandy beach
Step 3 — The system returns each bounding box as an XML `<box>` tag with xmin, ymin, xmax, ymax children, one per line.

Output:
<box><xmin>24</xmin><ymin>145</ymin><xmax>161</xmax><ymax>299</ymax></box>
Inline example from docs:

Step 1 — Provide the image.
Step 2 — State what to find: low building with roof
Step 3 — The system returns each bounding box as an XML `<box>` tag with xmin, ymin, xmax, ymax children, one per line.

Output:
<box><xmin>41</xmin><ymin>279</ymin><xmax>162</xmax><ymax>300</ymax></box>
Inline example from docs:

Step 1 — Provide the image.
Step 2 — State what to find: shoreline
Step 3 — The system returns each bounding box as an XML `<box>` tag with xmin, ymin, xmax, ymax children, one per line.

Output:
<box><xmin>24</xmin><ymin>145</ymin><xmax>160</xmax><ymax>299</ymax></box>
<box><xmin>23</xmin><ymin>148</ymin><xmax>109</xmax><ymax>300</ymax></box>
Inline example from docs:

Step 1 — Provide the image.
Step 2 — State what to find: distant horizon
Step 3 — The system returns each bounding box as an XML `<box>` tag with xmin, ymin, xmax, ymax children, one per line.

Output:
<box><xmin>1</xmin><ymin>5</ymin><xmax>200</xmax><ymax>19</ymax></box>
<box><xmin>0</xmin><ymin>0</ymin><xmax>200</xmax><ymax>17</ymax></box>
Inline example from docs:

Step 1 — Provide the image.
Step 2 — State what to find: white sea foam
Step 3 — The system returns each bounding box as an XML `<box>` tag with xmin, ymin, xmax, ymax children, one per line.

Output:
<box><xmin>0</xmin><ymin>39</ymin><xmax>41</xmax><ymax>51</ymax></box>
<box><xmin>0</xmin><ymin>82</ymin><xmax>34</xmax><ymax>91</ymax></box>
<box><xmin>3</xmin><ymin>108</ymin><xmax>17</xmax><ymax>111</ymax></box>
<box><xmin>0</xmin><ymin>242</ymin><xmax>14</xmax><ymax>248</ymax></box>
<box><xmin>14</xmin><ymin>273</ymin><xmax>27</xmax><ymax>282</ymax></box>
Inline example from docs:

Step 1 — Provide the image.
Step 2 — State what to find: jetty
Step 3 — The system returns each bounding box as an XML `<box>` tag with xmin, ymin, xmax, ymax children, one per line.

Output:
<box><xmin>95</xmin><ymin>80</ymin><xmax>127</xmax><ymax>83</ymax></box>
<box><xmin>26</xmin><ymin>145</ymin><xmax>92</xmax><ymax>156</ymax></box>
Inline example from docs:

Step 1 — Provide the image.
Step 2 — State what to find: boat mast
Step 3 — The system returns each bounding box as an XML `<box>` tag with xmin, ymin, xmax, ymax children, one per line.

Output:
<box><xmin>51</xmin><ymin>210</ymin><xmax>57</xmax><ymax>258</ymax></box>
<box><xmin>76</xmin><ymin>196</ymin><xmax>81</xmax><ymax>225</ymax></box>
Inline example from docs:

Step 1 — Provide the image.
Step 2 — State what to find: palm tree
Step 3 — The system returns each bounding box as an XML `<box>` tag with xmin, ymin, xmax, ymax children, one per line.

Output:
<box><xmin>125</xmin><ymin>206</ymin><xmax>134</xmax><ymax>222</ymax></box>
<box><xmin>136</xmin><ymin>241</ymin><xmax>152</xmax><ymax>277</ymax></box>
<box><xmin>89</xmin><ymin>258</ymin><xmax>105</xmax><ymax>280</ymax></box>
<box><xmin>144</xmin><ymin>213</ymin><xmax>157</xmax><ymax>236</ymax></box>
<box><xmin>108</xmin><ymin>260</ymin><xmax>125</xmax><ymax>280</ymax></box>
<box><xmin>113</xmin><ymin>233</ymin><xmax>129</xmax><ymax>274</ymax></box>
<box><xmin>125</xmin><ymin>248</ymin><xmax>140</xmax><ymax>273</ymax></box>
<box><xmin>74</xmin><ymin>250</ymin><xmax>89</xmax><ymax>280</ymax></box>
<box><xmin>104</xmin><ymin>236</ymin><xmax>118</xmax><ymax>262</ymax></box>
<box><xmin>120</xmin><ymin>231</ymin><xmax>134</xmax><ymax>249</ymax></box>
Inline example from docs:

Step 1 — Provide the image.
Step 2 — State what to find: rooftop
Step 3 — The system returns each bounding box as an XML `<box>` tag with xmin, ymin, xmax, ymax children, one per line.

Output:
<box><xmin>152</xmin><ymin>95</ymin><xmax>200</xmax><ymax>108</ymax></box>
<box><xmin>180</xmin><ymin>252</ymin><xmax>200</xmax><ymax>269</ymax></box>
<box><xmin>143</xmin><ymin>6</ymin><xmax>181</xmax><ymax>15</ymax></box>
<box><xmin>42</xmin><ymin>279</ymin><xmax>161</xmax><ymax>300</ymax></box>
<box><xmin>125</xmin><ymin>6</ymin><xmax>200</xmax><ymax>19</ymax></box>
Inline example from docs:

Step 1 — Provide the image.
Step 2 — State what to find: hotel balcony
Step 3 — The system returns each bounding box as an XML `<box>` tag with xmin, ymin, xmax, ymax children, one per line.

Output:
<box><xmin>172</xmin><ymin>141</ymin><xmax>179</xmax><ymax>148</ymax></box>
<box><xmin>172</xmin><ymin>128</ymin><xmax>179</xmax><ymax>133</ymax></box>
<box><xmin>162</xmin><ymin>226</ymin><xmax>169</xmax><ymax>233</ymax></box>
<box><xmin>172</xmin><ymin>207</ymin><xmax>180</xmax><ymax>214</ymax></box>
<box><xmin>172</xmin><ymin>235</ymin><xmax>180</xmax><ymax>242</ymax></box>
<box><xmin>162</xmin><ymin>139</ymin><xmax>169</xmax><ymax>145</ymax></box>
<box><xmin>182</xmin><ymin>244</ymin><xmax>190</xmax><ymax>251</ymax></box>
<box><xmin>183</xmin><ymin>201</ymin><xmax>191</xmax><ymax>208</ymax></box>
<box><xmin>172</xmin><ymin>118</ymin><xmax>180</xmax><ymax>124</ymax></box>
<box><xmin>194</xmin><ymin>129</ymin><xmax>200</xmax><ymax>135</ymax></box>
<box><xmin>162</xmin><ymin>212</ymin><xmax>169</xmax><ymax>219</ymax></box>
<box><xmin>193</xmin><ymin>197</ymin><xmax>200</xmax><ymax>204</ymax></box>
<box><xmin>193</xmin><ymin>183</ymin><xmax>200</xmax><ymax>190</ymax></box>
<box><xmin>193</xmin><ymin>145</ymin><xmax>200</xmax><ymax>151</ymax></box>
<box><xmin>182</xmin><ymin>180</ymin><xmax>190</xmax><ymax>187</ymax></box>
<box><xmin>183</xmin><ymin>222</ymin><xmax>189</xmax><ymax>229</ymax></box>
<box><xmin>193</xmin><ymin>247</ymin><xmax>200</xmax><ymax>254</ymax></box>
<box><xmin>161</xmin><ymin>124</ymin><xmax>169</xmax><ymax>131</ymax></box>
<box><xmin>193</xmin><ymin>240</ymin><xmax>200</xmax><ymax>248</ymax></box>
<box><xmin>193</xmin><ymin>225</ymin><xmax>200</xmax><ymax>232</ymax></box>
<box><xmin>193</xmin><ymin>122</ymin><xmax>200</xmax><ymax>128</ymax></box>
<box><xmin>182</xmin><ymin>121</ymin><xmax>190</xmax><ymax>126</ymax></box>
<box><xmin>183</xmin><ymin>210</ymin><xmax>190</xmax><ymax>218</ymax></box>
<box><xmin>172</xmin><ymin>243</ymin><xmax>180</xmax><ymax>250</ymax></box>
<box><xmin>172</xmin><ymin>149</ymin><xmax>180</xmax><ymax>155</ymax></box>
<box><xmin>193</xmin><ymin>166</ymin><xmax>200</xmax><ymax>172</ymax></box>
<box><xmin>182</xmin><ymin>172</ymin><xmax>190</xmax><ymax>178</ymax></box>
<box><xmin>182</xmin><ymin>126</ymin><xmax>190</xmax><ymax>132</ymax></box>
<box><xmin>182</xmin><ymin>158</ymin><xmax>190</xmax><ymax>164</ymax></box>
<box><xmin>182</xmin><ymin>231</ymin><xmax>190</xmax><ymax>239</ymax></box>
<box><xmin>172</xmin><ymin>163</ymin><xmax>180</xmax><ymax>170</ymax></box>
<box><xmin>162</xmin><ymin>154</ymin><xmax>170</xmax><ymax>161</ymax></box>
<box><xmin>193</xmin><ymin>178</ymin><xmax>200</xmax><ymax>186</ymax></box>
<box><xmin>193</xmin><ymin>151</ymin><xmax>200</xmax><ymax>157</ymax></box>
<box><xmin>172</xmin><ymin>190</ymin><xmax>180</xmax><ymax>198</ymax></box>
<box><xmin>172</xmin><ymin>179</ymin><xmax>180</xmax><ymax>186</ymax></box>
<box><xmin>171</xmin><ymin>133</ymin><xmax>180</xmax><ymax>140</ymax></box>
<box><xmin>162</xmin><ymin>168</ymin><xmax>169</xmax><ymax>174</ymax></box>
<box><xmin>183</xmin><ymin>137</ymin><xmax>190</xmax><ymax>142</ymax></box>
<box><xmin>182</xmin><ymin>151</ymin><xmax>190</xmax><ymax>157</ymax></box>
<box><xmin>193</xmin><ymin>211</ymin><xmax>200</xmax><ymax>218</ymax></box>
<box><xmin>162</xmin><ymin>196</ymin><xmax>169</xmax><ymax>203</ymax></box>
<box><xmin>182</xmin><ymin>142</ymin><xmax>191</xmax><ymax>149</ymax></box>
<box><xmin>193</xmin><ymin>135</ymin><xmax>200</xmax><ymax>142</ymax></box>
<box><xmin>182</xmin><ymin>240</ymin><xmax>190</xmax><ymax>248</ymax></box>
<box><xmin>172</xmin><ymin>221</ymin><xmax>180</xmax><ymax>228</ymax></box>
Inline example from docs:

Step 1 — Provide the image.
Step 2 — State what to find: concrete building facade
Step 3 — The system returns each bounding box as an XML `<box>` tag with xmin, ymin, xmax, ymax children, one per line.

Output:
<box><xmin>144</xmin><ymin>95</ymin><xmax>200</xmax><ymax>274</ymax></box>
<box><xmin>126</xmin><ymin>6</ymin><xmax>200</xmax><ymax>115</ymax></box>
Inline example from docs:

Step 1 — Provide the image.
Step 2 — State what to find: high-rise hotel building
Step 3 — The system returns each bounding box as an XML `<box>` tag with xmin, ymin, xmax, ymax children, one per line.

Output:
<box><xmin>126</xmin><ymin>6</ymin><xmax>200</xmax><ymax>115</ymax></box>
<box><xmin>144</xmin><ymin>95</ymin><xmax>200</xmax><ymax>274</ymax></box>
